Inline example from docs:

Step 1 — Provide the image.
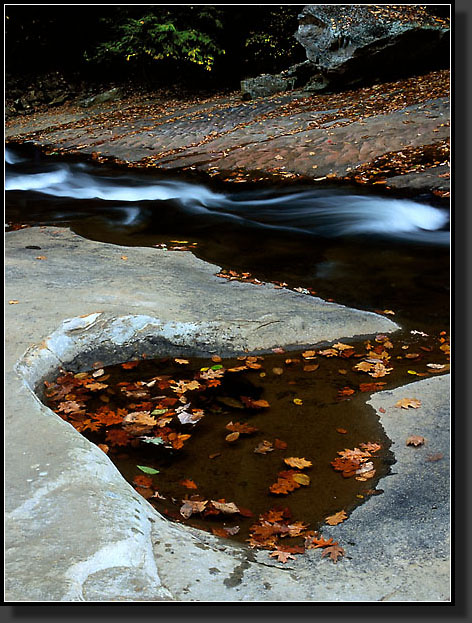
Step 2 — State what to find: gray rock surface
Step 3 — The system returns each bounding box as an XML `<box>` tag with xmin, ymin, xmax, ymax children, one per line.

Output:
<box><xmin>5</xmin><ymin>226</ymin><xmax>450</xmax><ymax>601</ymax></box>
<box><xmin>295</xmin><ymin>5</ymin><xmax>450</xmax><ymax>90</ymax></box>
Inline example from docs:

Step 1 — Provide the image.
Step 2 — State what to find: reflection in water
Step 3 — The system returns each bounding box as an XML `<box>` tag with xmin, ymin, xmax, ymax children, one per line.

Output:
<box><xmin>5</xmin><ymin>145</ymin><xmax>450</xmax><ymax>331</ymax></box>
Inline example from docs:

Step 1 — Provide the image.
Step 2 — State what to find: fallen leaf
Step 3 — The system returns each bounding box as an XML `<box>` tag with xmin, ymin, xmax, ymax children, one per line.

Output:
<box><xmin>274</xmin><ymin>438</ymin><xmax>288</xmax><ymax>450</ymax></box>
<box><xmin>180</xmin><ymin>499</ymin><xmax>207</xmax><ymax>519</ymax></box>
<box><xmin>254</xmin><ymin>440</ymin><xmax>274</xmax><ymax>454</ymax></box>
<box><xmin>225</xmin><ymin>431</ymin><xmax>240</xmax><ymax>442</ymax></box>
<box><xmin>426</xmin><ymin>452</ymin><xmax>444</xmax><ymax>462</ymax></box>
<box><xmin>395</xmin><ymin>398</ymin><xmax>422</xmax><ymax>409</ymax></box>
<box><xmin>325</xmin><ymin>510</ymin><xmax>348</xmax><ymax>526</ymax></box>
<box><xmin>226</xmin><ymin>421</ymin><xmax>259</xmax><ymax>434</ymax></box>
<box><xmin>8</xmin><ymin>300</ymin><xmax>19</xmax><ymax>304</ymax></box>
<box><xmin>121</xmin><ymin>361</ymin><xmax>140</xmax><ymax>370</ymax></box>
<box><xmin>180</xmin><ymin>479</ymin><xmax>198</xmax><ymax>489</ymax></box>
<box><xmin>133</xmin><ymin>474</ymin><xmax>153</xmax><ymax>488</ymax></box>
<box><xmin>137</xmin><ymin>465</ymin><xmax>160</xmax><ymax>475</ymax></box>
<box><xmin>292</xmin><ymin>473</ymin><xmax>310</xmax><ymax>486</ymax></box>
<box><xmin>269</xmin><ymin>550</ymin><xmax>296</xmax><ymax>563</ymax></box>
<box><xmin>272</xmin><ymin>367</ymin><xmax>284</xmax><ymax>375</ymax></box>
<box><xmin>336</xmin><ymin>428</ymin><xmax>348</xmax><ymax>434</ymax></box>
<box><xmin>283</xmin><ymin>457</ymin><xmax>312</xmax><ymax>469</ymax></box>
<box><xmin>305</xmin><ymin>535</ymin><xmax>335</xmax><ymax>549</ymax></box>
<box><xmin>210</xmin><ymin>500</ymin><xmax>240</xmax><ymax>514</ymax></box>
<box><xmin>406</xmin><ymin>435</ymin><xmax>426</xmax><ymax>446</ymax></box>
<box><xmin>293</xmin><ymin>398</ymin><xmax>303</xmax><ymax>406</ymax></box>
<box><xmin>303</xmin><ymin>364</ymin><xmax>319</xmax><ymax>372</ymax></box>
<box><xmin>321</xmin><ymin>544</ymin><xmax>345</xmax><ymax>563</ymax></box>
<box><xmin>174</xmin><ymin>358</ymin><xmax>189</xmax><ymax>365</ymax></box>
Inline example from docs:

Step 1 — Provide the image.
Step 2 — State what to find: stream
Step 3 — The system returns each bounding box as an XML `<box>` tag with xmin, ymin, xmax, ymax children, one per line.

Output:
<box><xmin>6</xmin><ymin>143</ymin><xmax>450</xmax><ymax>544</ymax></box>
<box><xmin>6</xmin><ymin>143</ymin><xmax>450</xmax><ymax>333</ymax></box>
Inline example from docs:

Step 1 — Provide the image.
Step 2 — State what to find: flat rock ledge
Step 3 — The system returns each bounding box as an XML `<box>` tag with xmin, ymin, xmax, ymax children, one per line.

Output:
<box><xmin>5</xmin><ymin>227</ymin><xmax>449</xmax><ymax>601</ymax></box>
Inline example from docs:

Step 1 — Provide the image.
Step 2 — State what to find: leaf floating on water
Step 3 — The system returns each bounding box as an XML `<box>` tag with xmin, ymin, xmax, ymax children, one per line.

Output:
<box><xmin>121</xmin><ymin>361</ymin><xmax>140</xmax><ymax>370</ymax></box>
<box><xmin>303</xmin><ymin>364</ymin><xmax>319</xmax><ymax>372</ymax></box>
<box><xmin>254</xmin><ymin>440</ymin><xmax>274</xmax><ymax>454</ymax></box>
<box><xmin>292</xmin><ymin>473</ymin><xmax>310</xmax><ymax>486</ymax></box>
<box><xmin>274</xmin><ymin>438</ymin><xmax>288</xmax><ymax>450</ymax></box>
<box><xmin>284</xmin><ymin>457</ymin><xmax>312</xmax><ymax>469</ymax></box>
<box><xmin>180</xmin><ymin>499</ymin><xmax>207</xmax><ymax>519</ymax></box>
<box><xmin>225</xmin><ymin>431</ymin><xmax>240</xmax><ymax>443</ymax></box>
<box><xmin>140</xmin><ymin>436</ymin><xmax>165</xmax><ymax>446</ymax></box>
<box><xmin>137</xmin><ymin>465</ymin><xmax>160</xmax><ymax>475</ymax></box>
<box><xmin>180</xmin><ymin>479</ymin><xmax>198</xmax><ymax>489</ymax></box>
<box><xmin>210</xmin><ymin>500</ymin><xmax>240</xmax><ymax>514</ymax></box>
<box><xmin>293</xmin><ymin>398</ymin><xmax>303</xmax><ymax>406</ymax></box>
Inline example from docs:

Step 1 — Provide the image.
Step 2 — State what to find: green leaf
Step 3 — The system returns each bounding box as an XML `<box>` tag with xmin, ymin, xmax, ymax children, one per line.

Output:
<box><xmin>141</xmin><ymin>437</ymin><xmax>165</xmax><ymax>446</ymax></box>
<box><xmin>137</xmin><ymin>465</ymin><xmax>160</xmax><ymax>474</ymax></box>
<box><xmin>211</xmin><ymin>364</ymin><xmax>223</xmax><ymax>370</ymax></box>
<box><xmin>151</xmin><ymin>408</ymin><xmax>168</xmax><ymax>415</ymax></box>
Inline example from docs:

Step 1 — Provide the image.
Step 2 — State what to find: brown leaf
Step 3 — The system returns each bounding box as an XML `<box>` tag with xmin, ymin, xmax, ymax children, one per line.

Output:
<box><xmin>269</xmin><ymin>550</ymin><xmax>296</xmax><ymax>563</ymax></box>
<box><xmin>426</xmin><ymin>452</ymin><xmax>444</xmax><ymax>462</ymax></box>
<box><xmin>274</xmin><ymin>438</ymin><xmax>288</xmax><ymax>450</ymax></box>
<box><xmin>180</xmin><ymin>479</ymin><xmax>198</xmax><ymax>489</ymax></box>
<box><xmin>225</xmin><ymin>431</ymin><xmax>240</xmax><ymax>443</ymax></box>
<box><xmin>321</xmin><ymin>543</ymin><xmax>345</xmax><ymax>563</ymax></box>
<box><xmin>254</xmin><ymin>440</ymin><xmax>274</xmax><ymax>454</ymax></box>
<box><xmin>303</xmin><ymin>364</ymin><xmax>319</xmax><ymax>372</ymax></box>
<box><xmin>180</xmin><ymin>499</ymin><xmax>208</xmax><ymax>519</ymax></box>
<box><xmin>226</xmin><ymin>421</ymin><xmax>259</xmax><ymax>434</ymax></box>
<box><xmin>210</xmin><ymin>500</ymin><xmax>240</xmax><ymax>514</ymax></box>
<box><xmin>406</xmin><ymin>435</ymin><xmax>426</xmax><ymax>446</ymax></box>
<box><xmin>325</xmin><ymin>510</ymin><xmax>347</xmax><ymax>526</ymax></box>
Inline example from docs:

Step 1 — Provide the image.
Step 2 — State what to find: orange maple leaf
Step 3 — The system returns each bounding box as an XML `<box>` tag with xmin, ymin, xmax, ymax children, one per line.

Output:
<box><xmin>180</xmin><ymin>479</ymin><xmax>198</xmax><ymax>489</ymax></box>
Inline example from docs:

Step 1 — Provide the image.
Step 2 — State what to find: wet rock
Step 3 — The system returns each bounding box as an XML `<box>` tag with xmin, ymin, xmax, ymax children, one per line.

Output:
<box><xmin>295</xmin><ymin>5</ymin><xmax>450</xmax><ymax>91</ymax></box>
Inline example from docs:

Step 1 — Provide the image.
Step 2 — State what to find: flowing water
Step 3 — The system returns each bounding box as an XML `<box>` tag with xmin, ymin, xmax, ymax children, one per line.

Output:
<box><xmin>7</xmin><ymin>143</ymin><xmax>450</xmax><ymax>546</ymax></box>
<box><xmin>6</xmin><ymin>143</ymin><xmax>450</xmax><ymax>332</ymax></box>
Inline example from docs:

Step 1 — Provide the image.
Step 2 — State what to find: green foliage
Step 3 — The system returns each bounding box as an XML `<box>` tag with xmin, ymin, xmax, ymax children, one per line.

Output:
<box><xmin>242</xmin><ymin>7</ymin><xmax>305</xmax><ymax>75</ymax></box>
<box><xmin>86</xmin><ymin>8</ymin><xmax>224</xmax><ymax>72</ymax></box>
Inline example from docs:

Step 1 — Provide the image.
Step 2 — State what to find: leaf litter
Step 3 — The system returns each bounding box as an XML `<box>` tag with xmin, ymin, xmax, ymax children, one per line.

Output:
<box><xmin>42</xmin><ymin>329</ymin><xmax>449</xmax><ymax>564</ymax></box>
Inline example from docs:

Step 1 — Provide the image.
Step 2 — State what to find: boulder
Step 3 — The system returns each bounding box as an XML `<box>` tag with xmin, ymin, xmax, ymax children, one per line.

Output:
<box><xmin>294</xmin><ymin>5</ymin><xmax>450</xmax><ymax>91</ymax></box>
<box><xmin>240</xmin><ymin>61</ymin><xmax>315</xmax><ymax>100</ymax></box>
<box><xmin>79</xmin><ymin>87</ymin><xmax>123</xmax><ymax>108</ymax></box>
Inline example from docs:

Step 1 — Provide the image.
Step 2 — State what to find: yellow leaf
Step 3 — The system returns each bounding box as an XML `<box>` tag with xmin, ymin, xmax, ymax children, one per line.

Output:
<box><xmin>293</xmin><ymin>398</ymin><xmax>303</xmax><ymax>406</ymax></box>
<box><xmin>292</xmin><ymin>473</ymin><xmax>310</xmax><ymax>486</ymax></box>
<box><xmin>284</xmin><ymin>457</ymin><xmax>312</xmax><ymax>469</ymax></box>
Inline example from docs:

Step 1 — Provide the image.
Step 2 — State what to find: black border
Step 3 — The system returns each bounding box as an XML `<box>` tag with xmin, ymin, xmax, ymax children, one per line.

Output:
<box><xmin>3</xmin><ymin>0</ymin><xmax>469</xmax><ymax>620</ymax></box>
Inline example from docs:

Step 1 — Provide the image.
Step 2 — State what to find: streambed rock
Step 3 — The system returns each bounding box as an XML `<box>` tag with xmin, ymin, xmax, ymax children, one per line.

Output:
<box><xmin>4</xmin><ymin>226</ymin><xmax>450</xmax><ymax>600</ymax></box>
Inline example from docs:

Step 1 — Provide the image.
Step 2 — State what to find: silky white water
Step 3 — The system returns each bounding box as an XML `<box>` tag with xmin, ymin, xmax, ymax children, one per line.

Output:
<box><xmin>5</xmin><ymin>147</ymin><xmax>449</xmax><ymax>244</ymax></box>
